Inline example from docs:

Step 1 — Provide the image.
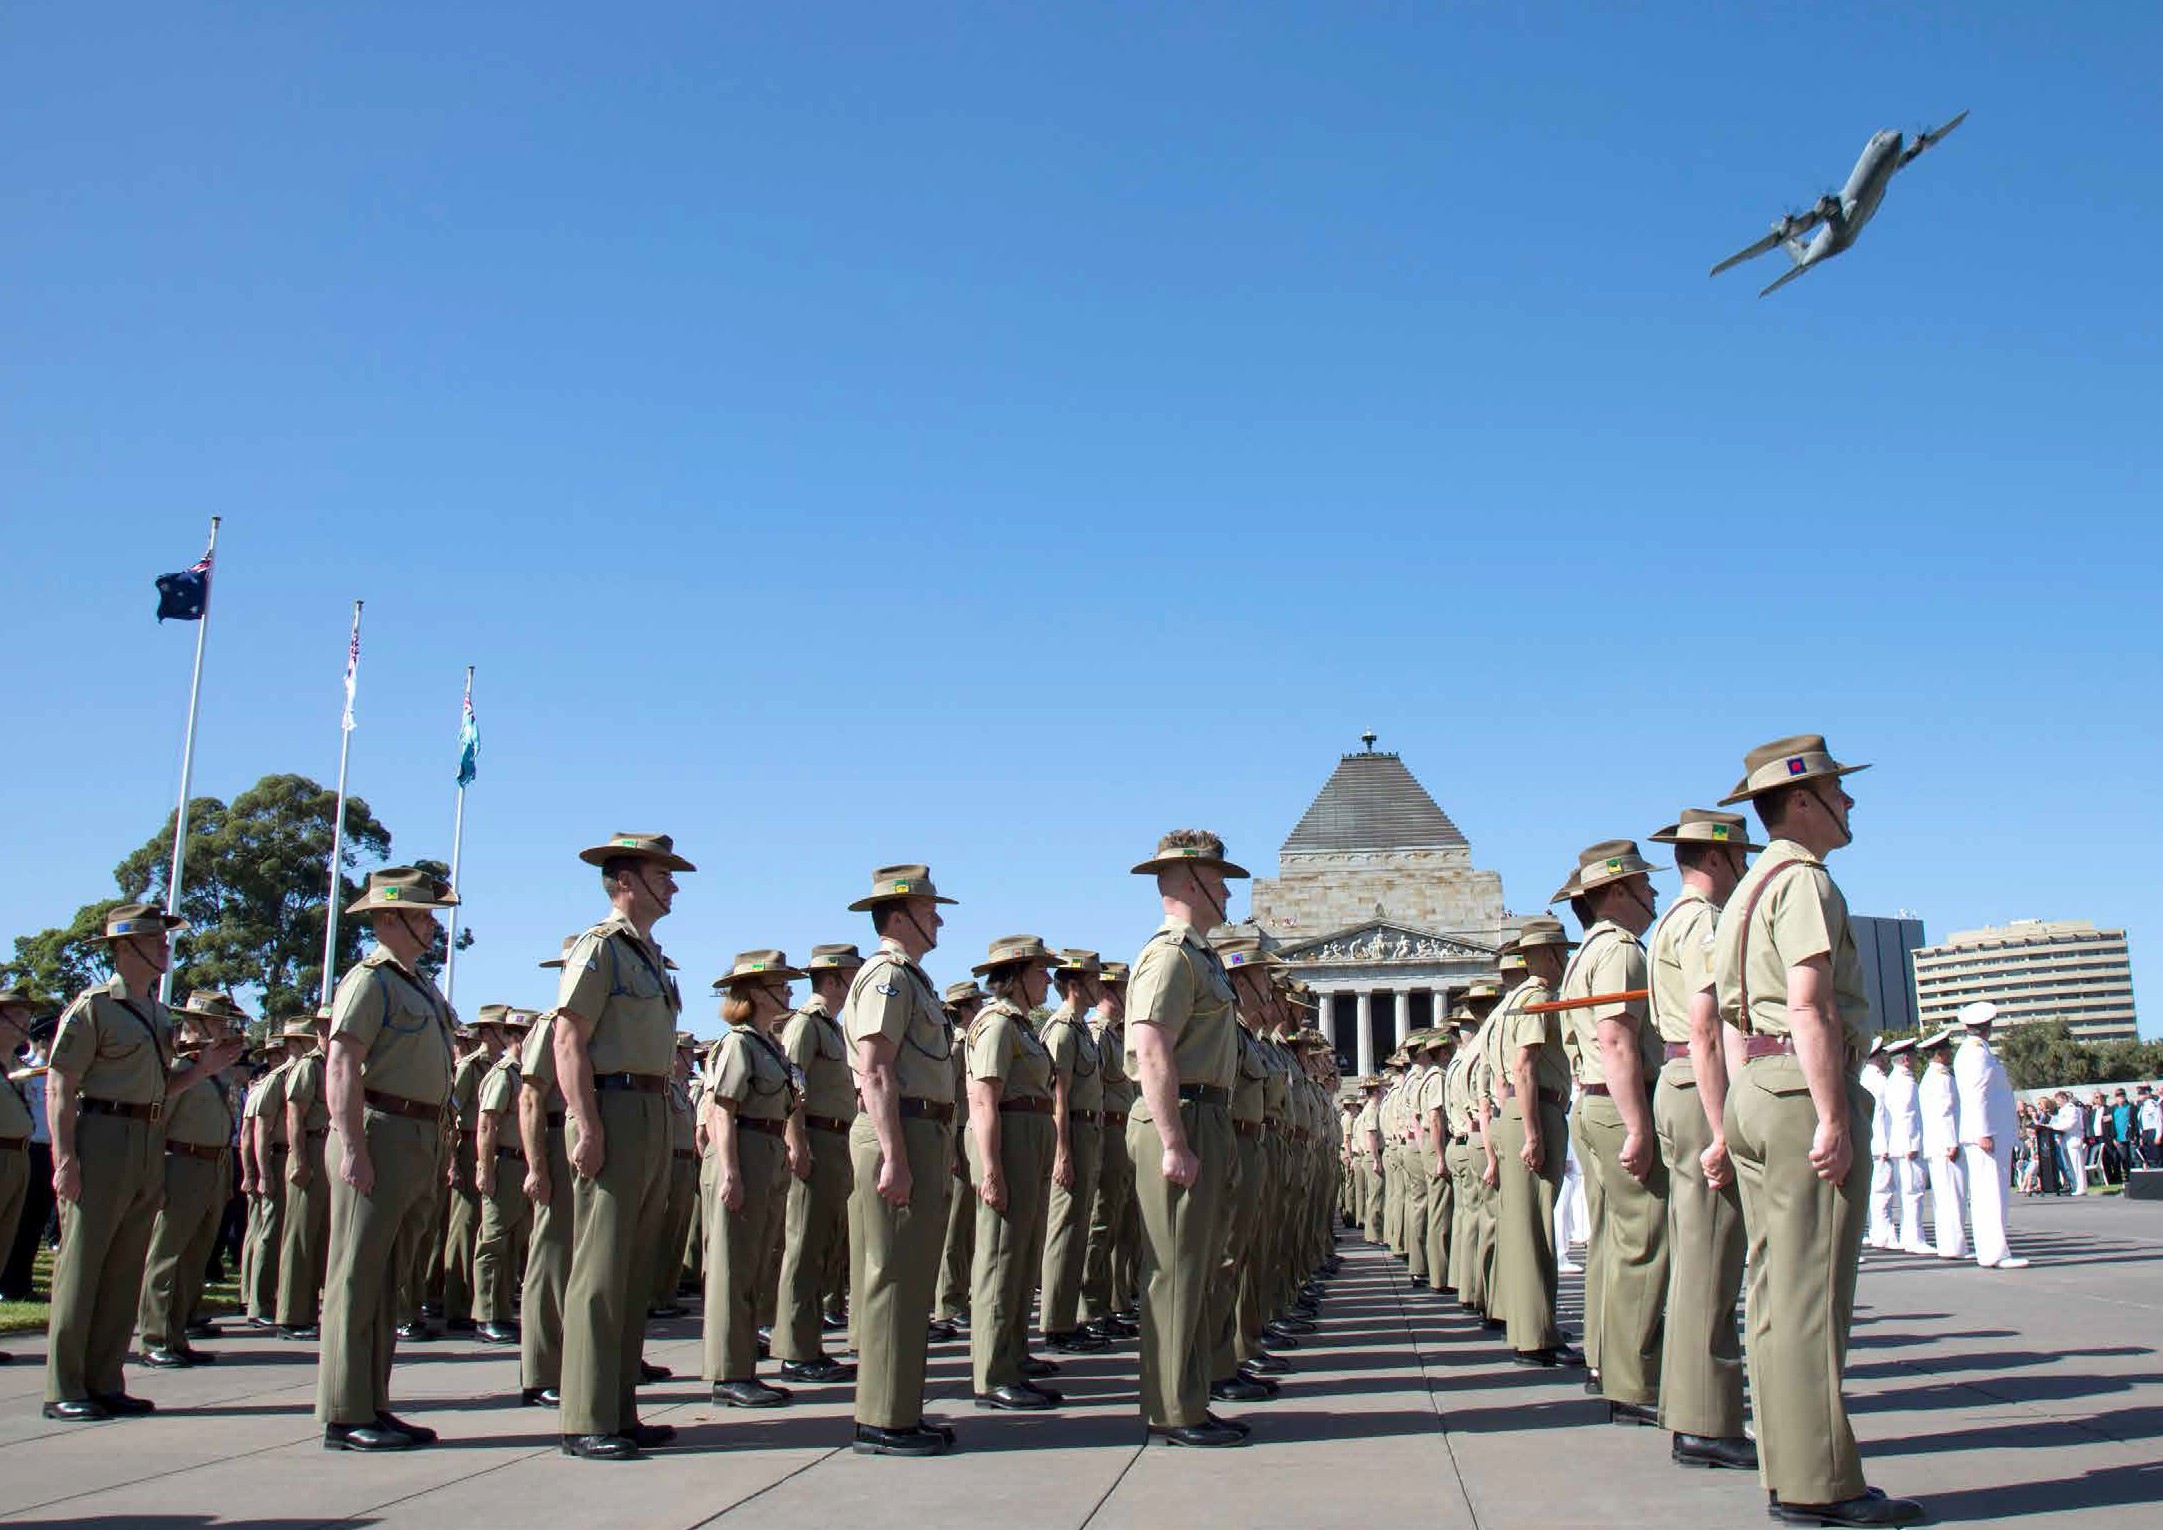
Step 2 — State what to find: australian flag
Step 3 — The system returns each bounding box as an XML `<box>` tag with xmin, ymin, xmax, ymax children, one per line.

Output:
<box><xmin>155</xmin><ymin>552</ymin><xmax>213</xmax><ymax>622</ymax></box>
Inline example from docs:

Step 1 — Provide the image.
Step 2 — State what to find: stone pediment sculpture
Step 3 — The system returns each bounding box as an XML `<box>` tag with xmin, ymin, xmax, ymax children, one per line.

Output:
<box><xmin>1276</xmin><ymin>921</ymin><xmax>1495</xmax><ymax>967</ymax></box>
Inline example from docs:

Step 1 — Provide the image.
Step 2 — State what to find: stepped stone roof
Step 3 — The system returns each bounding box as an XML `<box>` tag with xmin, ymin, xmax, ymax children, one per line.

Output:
<box><xmin>1281</xmin><ymin>743</ymin><xmax>1469</xmax><ymax>854</ymax></box>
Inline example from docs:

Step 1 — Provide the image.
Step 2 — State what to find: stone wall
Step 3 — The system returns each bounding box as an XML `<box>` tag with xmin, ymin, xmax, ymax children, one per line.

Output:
<box><xmin>1251</xmin><ymin>847</ymin><xmax>1506</xmax><ymax>940</ymax></box>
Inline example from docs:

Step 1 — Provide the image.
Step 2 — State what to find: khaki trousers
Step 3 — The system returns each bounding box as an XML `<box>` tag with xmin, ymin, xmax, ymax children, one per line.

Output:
<box><xmin>246</xmin><ymin>1167</ymin><xmax>285</xmax><ymax>1321</ymax></box>
<box><xmin>1113</xmin><ymin>1179</ymin><xmax>1141</xmax><ymax>1314</ymax></box>
<box><xmin>935</xmin><ymin>1128</ymin><xmax>975</xmax><ymax>1322</ymax></box>
<box><xmin>139</xmin><ymin>1148</ymin><xmax>228</xmax><ymax>1349</ymax></box>
<box><xmin>1213</xmin><ymin>1131</ymin><xmax>1264</xmax><ymax>1376</ymax></box>
<box><xmin>848</xmin><ymin>1112</ymin><xmax>953</xmax><ymax>1430</ymax></box>
<box><xmin>1570</xmin><ymin>1105</ymin><xmax>1605</xmax><ymax>1372</ymax></box>
<box><xmin>1579</xmin><ymin>1090</ymin><xmax>1668</xmax><ymax>1408</ymax></box>
<box><xmin>776</xmin><ymin>1123</ymin><xmax>853</xmax><ymax>1363</ymax></box>
<box><xmin>521</xmin><ymin>1124</ymin><xmax>573</xmax><ymax>1391</ymax></box>
<box><xmin>316</xmin><ymin>1111</ymin><xmax>444</xmax><ymax>1425</ymax></box>
<box><xmin>0</xmin><ymin>1147</ymin><xmax>26</xmax><ymax>1294</ymax></box>
<box><xmin>1361</xmin><ymin>1157</ymin><xmax>1385</xmax><ymax>1242</ymax></box>
<box><xmin>1039</xmin><ymin>1117</ymin><xmax>1100</xmax><ymax>1337</ymax></box>
<box><xmin>278</xmin><ymin>1135</ymin><xmax>331</xmax><ymax>1328</ymax></box>
<box><xmin>1079</xmin><ymin>1115</ymin><xmax>1133</xmax><ymax>1323</ymax></box>
<box><xmin>398</xmin><ymin>1169</ymin><xmax>445</xmax><ymax>1326</ymax></box>
<box><xmin>652</xmin><ymin>1150</ymin><xmax>698</xmax><ymax>1308</ymax></box>
<box><xmin>46</xmin><ymin>1114</ymin><xmax>163</xmax><ymax>1402</ymax></box>
<box><xmin>1655</xmin><ymin>1063</ymin><xmax>1745</xmax><ymax>1439</ymax></box>
<box><xmin>971</xmin><ymin>1111</ymin><xmax>1052</xmax><ymax>1392</ymax></box>
<box><xmin>702</xmin><ymin>1126</ymin><xmax>788</xmax><ymax>1381</ymax></box>
<box><xmin>442</xmin><ymin>1138</ymin><xmax>481</xmax><ymax>1323</ymax></box>
<box><xmin>1425</xmin><ymin>1152</ymin><xmax>1453</xmax><ymax>1290</ymax></box>
<box><xmin>1491</xmin><ymin>1097</ymin><xmax>1567</xmax><ymax>1354</ymax></box>
<box><xmin>1384</xmin><ymin>1142</ymin><xmax>1406</xmax><ymax>1252</ymax></box>
<box><xmin>1444</xmin><ymin>1141</ymin><xmax>1479</xmax><ymax>1304</ymax></box>
<box><xmin>1131</xmin><ymin>1102</ymin><xmax>1233</xmax><ymax>1429</ymax></box>
<box><xmin>473</xmin><ymin>1151</ymin><xmax>533</xmax><ymax>1324</ymax></box>
<box><xmin>560</xmin><ymin>1091</ymin><xmax>669</xmax><ymax>1438</ymax></box>
<box><xmin>1403</xmin><ymin>1143</ymin><xmax>1431</xmax><ymax>1281</ymax></box>
<box><xmin>1729</xmin><ymin>1058</ymin><xmax>1871</xmax><ymax>1507</ymax></box>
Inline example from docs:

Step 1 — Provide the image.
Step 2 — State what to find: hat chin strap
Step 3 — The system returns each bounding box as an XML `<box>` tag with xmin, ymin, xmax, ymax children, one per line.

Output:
<box><xmin>901</xmin><ymin>902</ymin><xmax>936</xmax><ymax>956</ymax></box>
<box><xmin>1810</xmin><ymin>783</ymin><xmax>1854</xmax><ymax>849</ymax></box>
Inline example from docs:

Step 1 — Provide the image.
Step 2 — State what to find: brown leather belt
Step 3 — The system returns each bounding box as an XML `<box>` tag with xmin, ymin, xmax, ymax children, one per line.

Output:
<box><xmin>269</xmin><ymin>1143</ymin><xmax>289</xmax><ymax>1155</ymax></box>
<box><xmin>594</xmin><ymin>1072</ymin><xmax>667</xmax><ymax>1094</ymax></box>
<box><xmin>1234</xmin><ymin>1120</ymin><xmax>1265</xmax><ymax>1140</ymax></box>
<box><xmin>898</xmin><ymin>1096</ymin><xmax>955</xmax><ymax>1124</ymax></box>
<box><xmin>804</xmin><ymin>1113</ymin><xmax>854</xmax><ymax>1135</ymax></box>
<box><xmin>81</xmin><ymin>1097</ymin><xmax>161</xmax><ymax>1123</ymax></box>
<box><xmin>1664</xmin><ymin>1043</ymin><xmax>1692</xmax><ymax>1062</ymax></box>
<box><xmin>1178</xmin><ymin>1083</ymin><xmax>1231</xmax><ymax>1108</ymax></box>
<box><xmin>1742</xmin><ymin>1035</ymin><xmax>1797</xmax><ymax>1061</ymax></box>
<box><xmin>364</xmin><ymin>1088</ymin><xmax>441</xmax><ymax>1121</ymax></box>
<box><xmin>167</xmin><ymin>1141</ymin><xmax>225</xmax><ymax>1161</ymax></box>
<box><xmin>1102</xmin><ymin>1110</ymin><xmax>1128</xmax><ymax>1126</ymax></box>
<box><xmin>999</xmin><ymin>1097</ymin><xmax>1054</xmax><ymax>1116</ymax></box>
<box><xmin>673</xmin><ymin>1148</ymin><xmax>698</xmax><ymax>1162</ymax></box>
<box><xmin>496</xmin><ymin>1146</ymin><xmax>525</xmax><ymax>1162</ymax></box>
<box><xmin>1500</xmin><ymin>1084</ymin><xmax>1568</xmax><ymax>1109</ymax></box>
<box><xmin>737</xmin><ymin>1116</ymin><xmax>786</xmax><ymax>1137</ymax></box>
<box><xmin>0</xmin><ymin>1135</ymin><xmax>28</xmax><ymax>1150</ymax></box>
<box><xmin>1581</xmin><ymin>1083</ymin><xmax>1612</xmax><ymax>1096</ymax></box>
<box><xmin>1068</xmin><ymin>1109</ymin><xmax>1102</xmax><ymax>1125</ymax></box>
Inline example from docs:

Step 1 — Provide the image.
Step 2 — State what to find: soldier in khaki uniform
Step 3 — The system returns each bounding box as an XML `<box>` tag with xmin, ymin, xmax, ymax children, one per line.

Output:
<box><xmin>1208</xmin><ymin>936</ymin><xmax>1284</xmax><ymax>1404</ymax></box>
<box><xmin>44</xmin><ymin>904</ymin><xmax>235</xmax><ymax>1419</ymax></box>
<box><xmin>1414</xmin><ymin>1028</ymin><xmax>1454</xmax><ymax>1293</ymax></box>
<box><xmin>1489</xmin><ymin>916</ymin><xmax>1582</xmax><ymax>1366</ymax></box>
<box><xmin>314</xmin><ymin>868</ymin><xmax>461</xmax><ymax>1450</ymax></box>
<box><xmin>1080</xmin><ymin>961</ymin><xmax>1139</xmax><ymax>1339</ymax></box>
<box><xmin>1442</xmin><ymin>997</ymin><xmax>1490</xmax><ymax>1308</ymax></box>
<box><xmin>1646</xmin><ymin>809</ymin><xmax>1759</xmax><ymax>1472</ymax></box>
<box><xmin>1126</xmin><ymin>830</ymin><xmax>1247</xmax><ymax>1449</ymax></box>
<box><xmin>933</xmin><ymin>980</ymin><xmax>986</xmax><ymax>1337</ymax></box>
<box><xmin>555</xmin><ymin>833</ymin><xmax>694</xmax><ymax>1461</ymax></box>
<box><xmin>276</xmin><ymin>1009</ymin><xmax>334</xmax><ymax>1339</ymax></box>
<box><xmin>1713</xmin><ymin>736</ymin><xmax>1920</xmax><ymax>1528</ymax></box>
<box><xmin>1398</xmin><ymin>1040</ymin><xmax>1433</xmax><ymax>1283</ymax></box>
<box><xmin>775</xmin><ymin>944</ymin><xmax>861</xmax><ymax>1383</ymax></box>
<box><xmin>472</xmin><ymin>1009</ymin><xmax>533</xmax><ymax>1344</ymax></box>
<box><xmin>1554</xmin><ymin>841</ymin><xmax>1665</xmax><ymax>1423</ymax></box>
<box><xmin>842</xmin><ymin>864</ymin><xmax>960</xmax><ymax>1457</ymax></box>
<box><xmin>649</xmin><ymin>1033</ymin><xmax>700</xmax><ymax>1316</ymax></box>
<box><xmin>244</xmin><ymin>1031</ymin><xmax>298</xmax><ymax>1328</ymax></box>
<box><xmin>138</xmin><ymin>991</ymin><xmax>248</xmax><ymax>1367</ymax></box>
<box><xmin>442</xmin><ymin>1009</ymin><xmax>510</xmax><ymax>1332</ymax></box>
<box><xmin>964</xmin><ymin>934</ymin><xmax>1062</xmax><ymax>1410</ymax></box>
<box><xmin>1471</xmin><ymin>960</ymin><xmax>1522</xmax><ymax>1322</ymax></box>
<box><xmin>701</xmin><ymin>951</ymin><xmax>805</xmax><ymax>1409</ymax></box>
<box><xmin>0</xmin><ymin>988</ymin><xmax>39</xmax><ymax>1367</ymax></box>
<box><xmin>518</xmin><ymin>940</ymin><xmax>576</xmax><ymax>1408</ymax></box>
<box><xmin>1039</xmin><ymin>948</ymin><xmax>1108</xmax><ymax>1355</ymax></box>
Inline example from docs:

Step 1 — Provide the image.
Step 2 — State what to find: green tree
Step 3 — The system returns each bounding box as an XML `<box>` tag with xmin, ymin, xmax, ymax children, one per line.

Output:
<box><xmin>2</xmin><ymin>773</ymin><xmax>471</xmax><ymax>1022</ymax></box>
<box><xmin>1996</xmin><ymin>1018</ymin><xmax>2163</xmax><ymax>1091</ymax></box>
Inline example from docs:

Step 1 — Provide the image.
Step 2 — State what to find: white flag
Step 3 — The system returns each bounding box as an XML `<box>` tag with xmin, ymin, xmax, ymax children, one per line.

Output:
<box><xmin>341</xmin><ymin>606</ymin><xmax>362</xmax><ymax>732</ymax></box>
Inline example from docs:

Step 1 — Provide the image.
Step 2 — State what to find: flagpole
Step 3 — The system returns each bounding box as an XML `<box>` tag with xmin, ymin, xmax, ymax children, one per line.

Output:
<box><xmin>443</xmin><ymin>665</ymin><xmax>474</xmax><ymax>1007</ymax></box>
<box><xmin>319</xmin><ymin>600</ymin><xmax>363</xmax><ymax>1009</ymax></box>
<box><xmin>160</xmin><ymin>515</ymin><xmax>220</xmax><ymax>1003</ymax></box>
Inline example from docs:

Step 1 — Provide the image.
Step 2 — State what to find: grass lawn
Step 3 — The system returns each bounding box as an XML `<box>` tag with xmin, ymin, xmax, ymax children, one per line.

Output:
<box><xmin>0</xmin><ymin>1248</ymin><xmax>243</xmax><ymax>1336</ymax></box>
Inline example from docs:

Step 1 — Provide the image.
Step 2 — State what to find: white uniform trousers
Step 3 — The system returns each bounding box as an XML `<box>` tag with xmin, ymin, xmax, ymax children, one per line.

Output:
<box><xmin>1894</xmin><ymin>1157</ymin><xmax>1930</xmax><ymax>1253</ymax></box>
<box><xmin>1924</xmin><ymin>1151</ymin><xmax>1967</xmax><ymax>1259</ymax></box>
<box><xmin>1866</xmin><ymin>1155</ymin><xmax>1896</xmax><ymax>1248</ymax></box>
<box><xmin>1964</xmin><ymin>1140</ymin><xmax>2013</xmax><ymax>1267</ymax></box>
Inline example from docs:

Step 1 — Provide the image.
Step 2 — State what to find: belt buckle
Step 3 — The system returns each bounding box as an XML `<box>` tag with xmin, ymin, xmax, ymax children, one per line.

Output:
<box><xmin>148</xmin><ymin>1102</ymin><xmax>164</xmax><ymax>1125</ymax></box>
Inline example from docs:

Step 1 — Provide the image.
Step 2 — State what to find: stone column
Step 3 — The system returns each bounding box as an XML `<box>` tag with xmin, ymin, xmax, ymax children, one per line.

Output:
<box><xmin>1355</xmin><ymin>991</ymin><xmax>1374</xmax><ymax>1078</ymax></box>
<box><xmin>1391</xmin><ymin>988</ymin><xmax>1410</xmax><ymax>1046</ymax></box>
<box><xmin>1317</xmin><ymin>989</ymin><xmax>1338</xmax><ymax>1051</ymax></box>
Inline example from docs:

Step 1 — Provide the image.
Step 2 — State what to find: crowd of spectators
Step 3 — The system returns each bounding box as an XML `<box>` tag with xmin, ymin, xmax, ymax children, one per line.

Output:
<box><xmin>2014</xmin><ymin>1084</ymin><xmax>2160</xmax><ymax>1194</ymax></box>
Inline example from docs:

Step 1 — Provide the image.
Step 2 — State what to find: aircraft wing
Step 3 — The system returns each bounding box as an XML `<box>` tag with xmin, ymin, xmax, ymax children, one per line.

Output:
<box><xmin>1898</xmin><ymin>109</ymin><xmax>1969</xmax><ymax>167</ymax></box>
<box><xmin>1709</xmin><ymin>207</ymin><xmax>1824</xmax><ymax>277</ymax></box>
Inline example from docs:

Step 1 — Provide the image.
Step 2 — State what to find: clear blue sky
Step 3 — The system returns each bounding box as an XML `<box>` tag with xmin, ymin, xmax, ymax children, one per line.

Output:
<box><xmin>4</xmin><ymin>4</ymin><xmax>2156</xmax><ymax>1038</ymax></box>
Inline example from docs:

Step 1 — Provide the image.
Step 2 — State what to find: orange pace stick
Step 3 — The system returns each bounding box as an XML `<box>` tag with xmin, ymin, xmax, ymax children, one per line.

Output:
<box><xmin>1517</xmin><ymin>990</ymin><xmax>1648</xmax><ymax>1015</ymax></box>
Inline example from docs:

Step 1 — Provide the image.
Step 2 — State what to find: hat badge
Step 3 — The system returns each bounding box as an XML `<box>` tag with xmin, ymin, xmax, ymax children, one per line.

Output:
<box><xmin>892</xmin><ymin>881</ymin><xmax>911</xmax><ymax>892</ymax></box>
<box><xmin>1786</xmin><ymin>757</ymin><xmax>1808</xmax><ymax>775</ymax></box>
<box><xmin>381</xmin><ymin>887</ymin><xmax>402</xmax><ymax>901</ymax></box>
<box><xmin>1709</xmin><ymin>824</ymin><xmax>1730</xmax><ymax>840</ymax></box>
<box><xmin>1605</xmin><ymin>859</ymin><xmax>1623</xmax><ymax>874</ymax></box>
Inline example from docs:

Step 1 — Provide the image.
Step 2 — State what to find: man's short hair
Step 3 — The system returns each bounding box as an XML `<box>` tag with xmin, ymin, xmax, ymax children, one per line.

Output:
<box><xmin>1752</xmin><ymin>782</ymin><xmax>1810</xmax><ymax>834</ymax></box>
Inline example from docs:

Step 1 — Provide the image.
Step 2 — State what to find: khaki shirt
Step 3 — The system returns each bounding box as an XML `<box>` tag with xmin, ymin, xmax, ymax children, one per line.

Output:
<box><xmin>557</xmin><ymin>913</ymin><xmax>681</xmax><ymax>1078</ymax></box>
<box><xmin>1648</xmin><ymin>889</ymin><xmax>1720</xmax><ymax>1048</ymax></box>
<box><xmin>49</xmin><ymin>976</ymin><xmax>171</xmax><ymax>1106</ymax></box>
<box><xmin>843</xmin><ymin>938</ymin><xmax>954</xmax><ymax>1104</ymax></box>
<box><xmin>166</xmin><ymin>1070</ymin><xmax>237</xmax><ymax>1149</ymax></box>
<box><xmin>0</xmin><ymin>1070</ymin><xmax>34</xmax><ymax>1140</ymax></box>
<box><xmin>1352</xmin><ymin>1098</ymin><xmax>1379</xmax><ymax>1146</ymax></box>
<box><xmin>967</xmin><ymin>999</ymin><xmax>1052</xmax><ymax>1101</ymax></box>
<box><xmin>452</xmin><ymin>1050</ymin><xmax>490</xmax><ymax>1134</ymax></box>
<box><xmin>519</xmin><ymin>1014</ymin><xmax>565</xmax><ymax>1112</ymax></box>
<box><xmin>477</xmin><ymin>1054</ymin><xmax>520</xmax><ymax>1119</ymax></box>
<box><xmin>1478</xmin><ymin>983</ymin><xmax>1531</xmax><ymax>1112</ymax></box>
<box><xmin>781</xmin><ymin>996</ymin><xmax>857</xmax><ymax>1122</ymax></box>
<box><xmin>1125</xmin><ymin>919</ymin><xmax>1238</xmax><ymax>1122</ymax></box>
<box><xmin>1713</xmin><ymin>837</ymin><xmax>1870</xmax><ymax>1048</ymax></box>
<box><xmin>1093</xmin><ymin>1020</ymin><xmax>1135</xmax><ymax>1114</ymax></box>
<box><xmin>330</xmin><ymin>946</ymin><xmax>457</xmax><ymax>1106</ymax></box>
<box><xmin>668</xmin><ymin>1077</ymin><xmax>695</xmax><ymax>1150</ymax></box>
<box><xmin>1443</xmin><ymin>1047</ymin><xmax>1475</xmax><ymax>1138</ymax></box>
<box><xmin>707</xmin><ymin>1024</ymin><xmax>796</xmax><ymax>1124</ymax></box>
<box><xmin>284</xmin><ymin>1050</ymin><xmax>331</xmax><ymax>1133</ymax></box>
<box><xmin>1040</xmin><ymin>1008</ymin><xmax>1104</xmax><ymax>1113</ymax></box>
<box><xmin>1259</xmin><ymin>1038</ymin><xmax>1291</xmax><ymax>1124</ymax></box>
<box><xmin>1502</xmin><ymin>975</ymin><xmax>1571</xmax><ymax>1102</ymax></box>
<box><xmin>1559</xmin><ymin>920</ymin><xmax>1655</xmax><ymax>1088</ymax></box>
<box><xmin>250</xmin><ymin>1061</ymin><xmax>293</xmax><ymax>1146</ymax></box>
<box><xmin>1232</xmin><ymin>1027</ymin><xmax>1268</xmax><ymax>1125</ymax></box>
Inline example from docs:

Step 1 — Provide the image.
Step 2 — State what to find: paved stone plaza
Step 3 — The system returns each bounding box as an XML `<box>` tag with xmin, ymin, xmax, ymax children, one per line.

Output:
<box><xmin>0</xmin><ymin>1194</ymin><xmax>2154</xmax><ymax>1529</ymax></box>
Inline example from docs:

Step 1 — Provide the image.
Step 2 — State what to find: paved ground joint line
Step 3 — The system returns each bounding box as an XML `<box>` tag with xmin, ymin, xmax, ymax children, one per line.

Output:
<box><xmin>1376</xmin><ymin>1236</ymin><xmax>1483</xmax><ymax>1530</ymax></box>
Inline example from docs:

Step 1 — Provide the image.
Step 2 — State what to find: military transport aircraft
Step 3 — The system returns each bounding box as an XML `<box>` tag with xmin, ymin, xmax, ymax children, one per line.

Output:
<box><xmin>1712</xmin><ymin>112</ymin><xmax>1968</xmax><ymax>297</ymax></box>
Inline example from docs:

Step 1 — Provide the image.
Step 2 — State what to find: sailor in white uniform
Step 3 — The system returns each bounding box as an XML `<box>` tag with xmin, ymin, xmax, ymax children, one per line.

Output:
<box><xmin>1916</xmin><ymin>1029</ymin><xmax>1966</xmax><ymax>1260</ymax></box>
<box><xmin>1954</xmin><ymin>1002</ymin><xmax>2026</xmax><ymax>1269</ymax></box>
